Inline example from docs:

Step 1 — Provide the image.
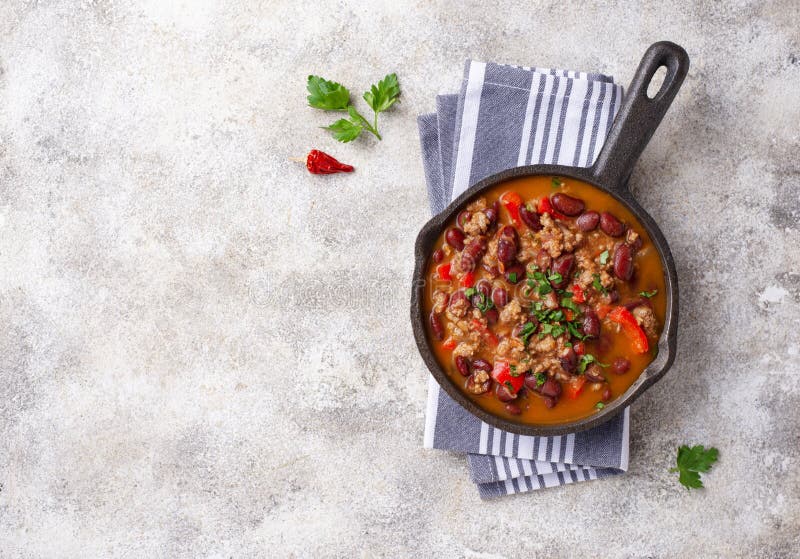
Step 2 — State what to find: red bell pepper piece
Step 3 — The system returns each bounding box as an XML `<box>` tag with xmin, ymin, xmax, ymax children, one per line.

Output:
<box><xmin>608</xmin><ymin>306</ymin><xmax>649</xmax><ymax>354</ymax></box>
<box><xmin>573</xmin><ymin>341</ymin><xmax>586</xmax><ymax>356</ymax></box>
<box><xmin>491</xmin><ymin>360</ymin><xmax>524</xmax><ymax>393</ymax></box>
<box><xmin>570</xmin><ymin>284</ymin><xmax>586</xmax><ymax>303</ymax></box>
<box><xmin>442</xmin><ymin>338</ymin><xmax>457</xmax><ymax>350</ymax></box>
<box><xmin>471</xmin><ymin>319</ymin><xmax>498</xmax><ymax>346</ymax></box>
<box><xmin>500</xmin><ymin>191</ymin><xmax>523</xmax><ymax>226</ymax></box>
<box><xmin>436</xmin><ymin>263</ymin><xmax>451</xmax><ymax>281</ymax></box>
<box><xmin>537</xmin><ymin>196</ymin><xmax>568</xmax><ymax>220</ymax></box>
<box><xmin>564</xmin><ymin>375</ymin><xmax>587</xmax><ymax>399</ymax></box>
<box><xmin>461</xmin><ymin>271</ymin><xmax>475</xmax><ymax>288</ymax></box>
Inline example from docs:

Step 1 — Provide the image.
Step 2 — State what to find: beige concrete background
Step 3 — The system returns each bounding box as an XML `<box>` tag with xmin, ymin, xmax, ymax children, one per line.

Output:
<box><xmin>0</xmin><ymin>0</ymin><xmax>798</xmax><ymax>557</ymax></box>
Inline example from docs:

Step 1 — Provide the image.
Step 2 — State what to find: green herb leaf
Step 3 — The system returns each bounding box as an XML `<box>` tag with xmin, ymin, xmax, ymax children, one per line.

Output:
<box><xmin>548</xmin><ymin>272</ymin><xmax>563</xmax><ymax>284</ymax></box>
<box><xmin>509</xmin><ymin>364</ymin><xmax>519</xmax><ymax>376</ymax></box>
<box><xmin>324</xmin><ymin>118</ymin><xmax>362</xmax><ymax>142</ymax></box>
<box><xmin>595</xmin><ymin>402</ymin><xmax>605</xmax><ymax>410</ymax></box>
<box><xmin>519</xmin><ymin>322</ymin><xmax>537</xmax><ymax>346</ymax></box>
<box><xmin>307</xmin><ymin>75</ymin><xmax>351</xmax><ymax>110</ymax></box>
<box><xmin>551</xmin><ymin>177</ymin><xmax>564</xmax><ymax>188</ymax></box>
<box><xmin>561</xmin><ymin>297</ymin><xmax>580</xmax><ymax>314</ymax></box>
<box><xmin>504</xmin><ymin>380</ymin><xmax>514</xmax><ymax>392</ymax></box>
<box><xmin>669</xmin><ymin>445</ymin><xmax>719</xmax><ymax>490</ymax></box>
<box><xmin>599</xmin><ymin>250</ymin><xmax>610</xmax><ymax>265</ymax></box>
<box><xmin>592</xmin><ymin>273</ymin><xmax>608</xmax><ymax>295</ymax></box>
<box><xmin>465</xmin><ymin>287</ymin><xmax>477</xmax><ymax>298</ymax></box>
<box><xmin>578</xmin><ymin>353</ymin><xmax>608</xmax><ymax>373</ymax></box>
<box><xmin>508</xmin><ymin>272</ymin><xmax>517</xmax><ymax>283</ymax></box>
<box><xmin>640</xmin><ymin>289</ymin><xmax>659</xmax><ymax>298</ymax></box>
<box><xmin>536</xmin><ymin>372</ymin><xmax>547</xmax><ymax>387</ymax></box>
<box><xmin>363</xmin><ymin>73</ymin><xmax>401</xmax><ymax>113</ymax></box>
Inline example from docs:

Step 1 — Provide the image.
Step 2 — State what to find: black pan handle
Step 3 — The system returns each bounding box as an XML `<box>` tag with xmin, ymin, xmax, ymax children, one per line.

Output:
<box><xmin>591</xmin><ymin>41</ymin><xmax>690</xmax><ymax>189</ymax></box>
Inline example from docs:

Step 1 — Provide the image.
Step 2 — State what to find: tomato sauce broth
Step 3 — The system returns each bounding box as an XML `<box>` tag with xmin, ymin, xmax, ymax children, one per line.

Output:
<box><xmin>423</xmin><ymin>175</ymin><xmax>666</xmax><ymax>424</ymax></box>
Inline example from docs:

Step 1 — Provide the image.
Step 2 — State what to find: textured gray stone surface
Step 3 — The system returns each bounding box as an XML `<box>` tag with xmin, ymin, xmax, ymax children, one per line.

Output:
<box><xmin>0</xmin><ymin>1</ymin><xmax>798</xmax><ymax>557</ymax></box>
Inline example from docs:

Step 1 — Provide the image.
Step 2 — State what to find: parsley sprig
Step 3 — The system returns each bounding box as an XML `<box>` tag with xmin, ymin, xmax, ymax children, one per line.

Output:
<box><xmin>670</xmin><ymin>445</ymin><xmax>719</xmax><ymax>489</ymax></box>
<box><xmin>307</xmin><ymin>74</ymin><xmax>400</xmax><ymax>142</ymax></box>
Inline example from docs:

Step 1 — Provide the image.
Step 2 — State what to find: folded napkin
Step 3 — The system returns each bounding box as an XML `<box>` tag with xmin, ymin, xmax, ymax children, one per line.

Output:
<box><xmin>417</xmin><ymin>60</ymin><xmax>629</xmax><ymax>498</ymax></box>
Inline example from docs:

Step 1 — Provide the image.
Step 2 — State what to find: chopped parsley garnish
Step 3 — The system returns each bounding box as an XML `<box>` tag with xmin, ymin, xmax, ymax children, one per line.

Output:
<box><xmin>509</xmin><ymin>364</ymin><xmax>519</xmax><ymax>376</ymax></box>
<box><xmin>535</xmin><ymin>372</ymin><xmax>547</xmax><ymax>387</ymax></box>
<box><xmin>519</xmin><ymin>322</ymin><xmax>537</xmax><ymax>346</ymax></box>
<box><xmin>599</xmin><ymin>250</ymin><xmax>610</xmax><ymax>265</ymax></box>
<box><xmin>508</xmin><ymin>272</ymin><xmax>517</xmax><ymax>283</ymax></box>
<box><xmin>504</xmin><ymin>380</ymin><xmax>515</xmax><ymax>392</ymax></box>
<box><xmin>526</xmin><ymin>270</ymin><xmax>553</xmax><ymax>296</ymax></box>
<box><xmin>551</xmin><ymin>176</ymin><xmax>564</xmax><ymax>188</ymax></box>
<box><xmin>670</xmin><ymin>445</ymin><xmax>719</xmax><ymax>490</ymax></box>
<box><xmin>592</xmin><ymin>273</ymin><xmax>608</xmax><ymax>295</ymax></box>
<box><xmin>547</xmin><ymin>272</ymin><xmax>563</xmax><ymax>284</ymax></box>
<box><xmin>578</xmin><ymin>353</ymin><xmax>608</xmax><ymax>373</ymax></box>
<box><xmin>640</xmin><ymin>289</ymin><xmax>659</xmax><ymax>298</ymax></box>
<box><xmin>560</xmin><ymin>297</ymin><xmax>580</xmax><ymax>314</ymax></box>
<box><xmin>595</xmin><ymin>402</ymin><xmax>605</xmax><ymax>410</ymax></box>
<box><xmin>475</xmin><ymin>294</ymin><xmax>494</xmax><ymax>314</ymax></box>
<box><xmin>464</xmin><ymin>287</ymin><xmax>477</xmax><ymax>298</ymax></box>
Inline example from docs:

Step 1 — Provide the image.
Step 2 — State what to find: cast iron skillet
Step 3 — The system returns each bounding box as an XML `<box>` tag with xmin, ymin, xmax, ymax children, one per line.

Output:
<box><xmin>411</xmin><ymin>41</ymin><xmax>690</xmax><ymax>436</ymax></box>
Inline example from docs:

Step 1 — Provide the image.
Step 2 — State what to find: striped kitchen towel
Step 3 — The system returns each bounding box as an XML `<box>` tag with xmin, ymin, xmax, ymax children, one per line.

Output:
<box><xmin>417</xmin><ymin>60</ymin><xmax>629</xmax><ymax>499</ymax></box>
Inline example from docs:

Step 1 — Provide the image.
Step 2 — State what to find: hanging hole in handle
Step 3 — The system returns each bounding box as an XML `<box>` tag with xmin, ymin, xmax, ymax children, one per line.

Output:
<box><xmin>646</xmin><ymin>65</ymin><xmax>668</xmax><ymax>99</ymax></box>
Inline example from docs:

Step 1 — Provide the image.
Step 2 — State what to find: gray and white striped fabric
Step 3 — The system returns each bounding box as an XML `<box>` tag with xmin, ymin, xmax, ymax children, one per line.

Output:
<box><xmin>417</xmin><ymin>60</ymin><xmax>629</xmax><ymax>499</ymax></box>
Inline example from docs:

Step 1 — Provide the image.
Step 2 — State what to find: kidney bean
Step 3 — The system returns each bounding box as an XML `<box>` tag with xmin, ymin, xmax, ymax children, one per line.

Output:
<box><xmin>541</xmin><ymin>378</ymin><xmax>562</xmax><ymax>398</ymax></box>
<box><xmin>496</xmin><ymin>383</ymin><xmax>517</xmax><ymax>402</ymax></box>
<box><xmin>600</xmin><ymin>212</ymin><xmax>625</xmax><ymax>237</ymax></box>
<box><xmin>484</xmin><ymin>207</ymin><xmax>498</xmax><ymax>227</ymax></box>
<box><xmin>601</xmin><ymin>387</ymin><xmax>612</xmax><ymax>402</ymax></box>
<box><xmin>499</xmin><ymin>225</ymin><xmax>518</xmax><ymax>244</ymax></box>
<box><xmin>459</xmin><ymin>253</ymin><xmax>476</xmax><ymax>272</ymax></box>
<box><xmin>455</xmin><ymin>355</ymin><xmax>471</xmax><ymax>377</ymax></box>
<box><xmin>524</xmin><ymin>373</ymin><xmax>541</xmax><ymax>392</ymax></box>
<box><xmin>543</xmin><ymin>395</ymin><xmax>557</xmax><ymax>409</ymax></box>
<box><xmin>584</xmin><ymin>364</ymin><xmax>605</xmax><ymax>383</ymax></box>
<box><xmin>536</xmin><ymin>249</ymin><xmax>552</xmax><ymax>271</ymax></box>
<box><xmin>476</xmin><ymin>279</ymin><xmax>491</xmax><ymax>298</ymax></box>
<box><xmin>464</xmin><ymin>238</ymin><xmax>486</xmax><ymax>261</ymax></box>
<box><xmin>429</xmin><ymin>312</ymin><xmax>445</xmax><ymax>340</ymax></box>
<box><xmin>550</xmin><ymin>254</ymin><xmax>575</xmax><ymax>287</ymax></box>
<box><xmin>472</xmin><ymin>359</ymin><xmax>492</xmax><ymax>372</ymax></box>
<box><xmin>449</xmin><ymin>289</ymin><xmax>469</xmax><ymax>310</ymax></box>
<box><xmin>482</xmin><ymin>264</ymin><xmax>500</xmax><ymax>278</ymax></box>
<box><xmin>445</xmin><ymin>227</ymin><xmax>465</xmax><ymax>250</ymax></box>
<box><xmin>457</xmin><ymin>211</ymin><xmax>471</xmax><ymax>230</ymax></box>
<box><xmin>606</xmin><ymin>289</ymin><xmax>620</xmax><ymax>304</ymax></box>
<box><xmin>559</xmin><ymin>348</ymin><xmax>577</xmax><ymax>373</ymax></box>
<box><xmin>613</xmin><ymin>243</ymin><xmax>634</xmax><ymax>281</ymax></box>
<box><xmin>491</xmin><ymin>286</ymin><xmax>509</xmax><ymax>308</ymax></box>
<box><xmin>432</xmin><ymin>248</ymin><xmax>444</xmax><ymax>263</ymax></box>
<box><xmin>497</xmin><ymin>239</ymin><xmax>517</xmax><ymax>265</ymax></box>
<box><xmin>582</xmin><ymin>310</ymin><xmax>600</xmax><ymax>338</ymax></box>
<box><xmin>576</xmin><ymin>210</ymin><xmax>600</xmax><ymax>231</ymax></box>
<box><xmin>519</xmin><ymin>205</ymin><xmax>542</xmax><ymax>231</ymax></box>
<box><xmin>485</xmin><ymin>308</ymin><xmax>499</xmax><ymax>325</ymax></box>
<box><xmin>504</xmin><ymin>263</ymin><xmax>525</xmax><ymax>284</ymax></box>
<box><xmin>612</xmin><ymin>357</ymin><xmax>631</xmax><ymax>375</ymax></box>
<box><xmin>504</xmin><ymin>402</ymin><xmax>522</xmax><ymax>415</ymax></box>
<box><xmin>551</xmin><ymin>193</ymin><xmax>585</xmax><ymax>216</ymax></box>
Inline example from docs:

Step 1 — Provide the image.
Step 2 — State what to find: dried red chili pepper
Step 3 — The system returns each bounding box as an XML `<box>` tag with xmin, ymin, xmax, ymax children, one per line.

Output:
<box><xmin>305</xmin><ymin>149</ymin><xmax>354</xmax><ymax>174</ymax></box>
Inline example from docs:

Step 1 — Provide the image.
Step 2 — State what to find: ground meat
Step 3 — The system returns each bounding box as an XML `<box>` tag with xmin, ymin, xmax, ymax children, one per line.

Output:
<box><xmin>453</xmin><ymin>340</ymin><xmax>479</xmax><ymax>358</ymax></box>
<box><xmin>467</xmin><ymin>197</ymin><xmax>488</xmax><ymax>212</ymax></box>
<box><xmin>432</xmin><ymin>290</ymin><xmax>449</xmax><ymax>314</ymax></box>
<box><xmin>499</xmin><ymin>299</ymin><xmax>523</xmax><ymax>324</ymax></box>
<box><xmin>632</xmin><ymin>306</ymin><xmax>658</xmax><ymax>338</ymax></box>
<box><xmin>537</xmin><ymin>213</ymin><xmax>564</xmax><ymax>258</ymax></box>
<box><xmin>496</xmin><ymin>336</ymin><xmax>526</xmax><ymax>361</ymax></box>
<box><xmin>466</xmin><ymin>370</ymin><xmax>491</xmax><ymax>394</ymax></box>
<box><xmin>463</xmin><ymin>211</ymin><xmax>490</xmax><ymax>236</ymax></box>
